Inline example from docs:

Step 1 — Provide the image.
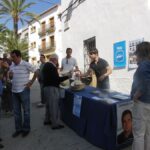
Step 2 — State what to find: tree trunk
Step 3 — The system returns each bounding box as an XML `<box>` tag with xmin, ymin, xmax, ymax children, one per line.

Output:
<box><xmin>13</xmin><ymin>18</ymin><xmax>18</xmax><ymax>39</ymax></box>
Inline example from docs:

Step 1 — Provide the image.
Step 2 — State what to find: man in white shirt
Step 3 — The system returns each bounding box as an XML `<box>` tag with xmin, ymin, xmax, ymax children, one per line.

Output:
<box><xmin>9</xmin><ymin>50</ymin><xmax>37</xmax><ymax>138</ymax></box>
<box><xmin>37</xmin><ymin>54</ymin><xmax>46</xmax><ymax>107</ymax></box>
<box><xmin>60</xmin><ymin>48</ymin><xmax>78</xmax><ymax>73</ymax></box>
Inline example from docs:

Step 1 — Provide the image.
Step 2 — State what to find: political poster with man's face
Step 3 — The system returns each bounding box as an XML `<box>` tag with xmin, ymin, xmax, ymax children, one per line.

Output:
<box><xmin>116</xmin><ymin>101</ymin><xmax>133</xmax><ymax>145</ymax></box>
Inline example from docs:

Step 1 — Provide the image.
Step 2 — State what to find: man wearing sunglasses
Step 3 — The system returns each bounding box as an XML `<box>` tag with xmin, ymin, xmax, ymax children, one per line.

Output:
<box><xmin>60</xmin><ymin>48</ymin><xmax>78</xmax><ymax>73</ymax></box>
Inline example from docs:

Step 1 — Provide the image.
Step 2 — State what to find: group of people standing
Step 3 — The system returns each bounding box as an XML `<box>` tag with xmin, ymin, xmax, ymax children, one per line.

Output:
<box><xmin>0</xmin><ymin>50</ymin><xmax>37</xmax><ymax>148</ymax></box>
<box><xmin>36</xmin><ymin>47</ymin><xmax>113</xmax><ymax>130</ymax></box>
<box><xmin>0</xmin><ymin>47</ymin><xmax>113</xmax><ymax>148</ymax></box>
<box><xmin>0</xmin><ymin>41</ymin><xmax>150</xmax><ymax>150</ymax></box>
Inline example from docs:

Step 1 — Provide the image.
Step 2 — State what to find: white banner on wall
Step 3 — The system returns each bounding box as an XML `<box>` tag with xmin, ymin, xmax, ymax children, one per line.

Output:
<box><xmin>128</xmin><ymin>38</ymin><xmax>144</xmax><ymax>69</ymax></box>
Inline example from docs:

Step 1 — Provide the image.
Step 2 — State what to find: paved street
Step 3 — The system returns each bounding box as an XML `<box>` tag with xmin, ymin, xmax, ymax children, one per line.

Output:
<box><xmin>0</xmin><ymin>81</ymin><xmax>131</xmax><ymax>150</ymax></box>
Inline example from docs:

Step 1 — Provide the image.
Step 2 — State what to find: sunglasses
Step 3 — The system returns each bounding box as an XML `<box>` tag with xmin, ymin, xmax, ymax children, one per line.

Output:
<box><xmin>66</xmin><ymin>59</ymin><xmax>68</xmax><ymax>64</ymax></box>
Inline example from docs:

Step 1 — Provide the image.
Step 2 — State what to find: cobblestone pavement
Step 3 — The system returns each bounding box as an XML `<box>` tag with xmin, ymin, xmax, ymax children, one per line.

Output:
<box><xmin>0</xmin><ymin>81</ymin><xmax>131</xmax><ymax>150</ymax></box>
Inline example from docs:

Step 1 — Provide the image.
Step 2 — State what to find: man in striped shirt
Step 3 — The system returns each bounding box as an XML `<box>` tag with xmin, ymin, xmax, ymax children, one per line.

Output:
<box><xmin>9</xmin><ymin>50</ymin><xmax>37</xmax><ymax>137</ymax></box>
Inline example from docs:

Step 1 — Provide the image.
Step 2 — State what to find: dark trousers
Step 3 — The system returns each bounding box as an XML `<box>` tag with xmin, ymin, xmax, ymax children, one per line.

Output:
<box><xmin>12</xmin><ymin>88</ymin><xmax>30</xmax><ymax>132</ymax></box>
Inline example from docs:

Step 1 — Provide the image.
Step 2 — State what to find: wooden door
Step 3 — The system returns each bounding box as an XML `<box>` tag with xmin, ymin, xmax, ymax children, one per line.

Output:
<box><xmin>50</xmin><ymin>17</ymin><xmax>54</xmax><ymax>27</ymax></box>
<box><xmin>42</xmin><ymin>21</ymin><xmax>46</xmax><ymax>33</ymax></box>
<box><xmin>42</xmin><ymin>39</ymin><xmax>46</xmax><ymax>50</ymax></box>
<box><xmin>50</xmin><ymin>36</ymin><xmax>55</xmax><ymax>47</ymax></box>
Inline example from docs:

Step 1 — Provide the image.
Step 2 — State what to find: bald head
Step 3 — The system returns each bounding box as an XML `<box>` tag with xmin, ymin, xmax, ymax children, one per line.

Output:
<box><xmin>49</xmin><ymin>53</ymin><xmax>58</xmax><ymax>59</ymax></box>
<box><xmin>49</xmin><ymin>53</ymin><xmax>59</xmax><ymax>66</ymax></box>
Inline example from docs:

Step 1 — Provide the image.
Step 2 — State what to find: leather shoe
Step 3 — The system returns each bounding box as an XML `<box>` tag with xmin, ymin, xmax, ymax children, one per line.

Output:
<box><xmin>0</xmin><ymin>143</ymin><xmax>4</xmax><ymax>149</ymax></box>
<box><xmin>43</xmin><ymin>121</ymin><xmax>51</xmax><ymax>125</ymax></box>
<box><xmin>12</xmin><ymin>131</ymin><xmax>22</xmax><ymax>138</ymax></box>
<box><xmin>22</xmin><ymin>131</ymin><xmax>30</xmax><ymax>137</ymax></box>
<box><xmin>37</xmin><ymin>103</ymin><xmax>44</xmax><ymax>107</ymax></box>
<box><xmin>51</xmin><ymin>125</ymin><xmax>64</xmax><ymax>130</ymax></box>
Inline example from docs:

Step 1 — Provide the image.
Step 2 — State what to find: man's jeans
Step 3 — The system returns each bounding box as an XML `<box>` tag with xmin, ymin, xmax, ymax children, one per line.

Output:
<box><xmin>12</xmin><ymin>88</ymin><xmax>30</xmax><ymax>132</ymax></box>
<box><xmin>0</xmin><ymin>97</ymin><xmax>2</xmax><ymax>117</ymax></box>
<box><xmin>132</xmin><ymin>101</ymin><xmax>150</xmax><ymax>150</ymax></box>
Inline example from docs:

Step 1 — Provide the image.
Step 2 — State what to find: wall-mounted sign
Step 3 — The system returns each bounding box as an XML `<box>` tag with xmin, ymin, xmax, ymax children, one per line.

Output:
<box><xmin>128</xmin><ymin>38</ymin><xmax>144</xmax><ymax>69</ymax></box>
<box><xmin>73</xmin><ymin>95</ymin><xmax>82</xmax><ymax>117</ymax></box>
<box><xmin>113</xmin><ymin>41</ymin><xmax>126</xmax><ymax>68</ymax></box>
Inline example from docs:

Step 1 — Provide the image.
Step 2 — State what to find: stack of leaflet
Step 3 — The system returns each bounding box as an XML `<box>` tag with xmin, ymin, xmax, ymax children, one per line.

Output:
<box><xmin>90</xmin><ymin>90</ymin><xmax>119</xmax><ymax>104</ymax></box>
<box><xmin>90</xmin><ymin>90</ymin><xmax>101</xmax><ymax>95</ymax></box>
<box><xmin>91</xmin><ymin>96</ymin><xmax>118</xmax><ymax>104</ymax></box>
<box><xmin>90</xmin><ymin>90</ymin><xmax>107</xmax><ymax>98</ymax></box>
<box><xmin>110</xmin><ymin>93</ymin><xmax>130</xmax><ymax>101</ymax></box>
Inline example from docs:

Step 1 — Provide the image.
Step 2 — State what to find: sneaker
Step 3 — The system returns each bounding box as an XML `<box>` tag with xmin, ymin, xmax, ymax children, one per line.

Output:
<box><xmin>5</xmin><ymin>111</ymin><xmax>13</xmax><ymax>117</ymax></box>
<box><xmin>22</xmin><ymin>131</ymin><xmax>30</xmax><ymax>137</ymax></box>
<box><xmin>0</xmin><ymin>138</ymin><xmax>2</xmax><ymax>142</ymax></box>
<box><xmin>0</xmin><ymin>143</ymin><xmax>4</xmax><ymax>149</ymax></box>
<box><xmin>37</xmin><ymin>103</ymin><xmax>44</xmax><ymax>107</ymax></box>
<box><xmin>51</xmin><ymin>125</ymin><xmax>64</xmax><ymax>130</ymax></box>
<box><xmin>12</xmin><ymin>131</ymin><xmax>22</xmax><ymax>138</ymax></box>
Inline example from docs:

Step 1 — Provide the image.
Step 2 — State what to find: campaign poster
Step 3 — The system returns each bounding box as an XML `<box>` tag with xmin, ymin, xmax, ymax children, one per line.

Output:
<box><xmin>116</xmin><ymin>101</ymin><xmax>133</xmax><ymax>145</ymax></box>
<box><xmin>72</xmin><ymin>95</ymin><xmax>82</xmax><ymax>118</ymax></box>
<box><xmin>113</xmin><ymin>41</ymin><xmax>126</xmax><ymax>68</ymax></box>
<box><xmin>128</xmin><ymin>38</ymin><xmax>144</xmax><ymax>69</ymax></box>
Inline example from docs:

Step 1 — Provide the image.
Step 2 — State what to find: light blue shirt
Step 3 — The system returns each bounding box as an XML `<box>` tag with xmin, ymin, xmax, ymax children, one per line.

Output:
<box><xmin>131</xmin><ymin>60</ymin><xmax>150</xmax><ymax>103</ymax></box>
<box><xmin>61</xmin><ymin>57</ymin><xmax>77</xmax><ymax>72</ymax></box>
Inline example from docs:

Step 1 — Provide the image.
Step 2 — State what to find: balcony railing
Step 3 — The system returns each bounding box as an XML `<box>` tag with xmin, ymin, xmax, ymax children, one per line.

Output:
<box><xmin>46</xmin><ymin>25</ymin><xmax>55</xmax><ymax>34</ymax></box>
<box><xmin>38</xmin><ymin>24</ymin><xmax>55</xmax><ymax>37</ymax></box>
<box><xmin>38</xmin><ymin>29</ymin><xmax>46</xmax><ymax>37</ymax></box>
<box><xmin>39</xmin><ymin>44</ymin><xmax>56</xmax><ymax>53</ymax></box>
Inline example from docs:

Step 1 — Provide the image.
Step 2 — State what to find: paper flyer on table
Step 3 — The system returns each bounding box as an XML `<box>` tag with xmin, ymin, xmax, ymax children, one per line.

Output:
<box><xmin>72</xmin><ymin>95</ymin><xmax>82</xmax><ymax>118</ymax></box>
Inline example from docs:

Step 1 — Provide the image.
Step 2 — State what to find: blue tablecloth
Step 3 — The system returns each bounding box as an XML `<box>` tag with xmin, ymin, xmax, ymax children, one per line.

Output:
<box><xmin>61</xmin><ymin>86</ymin><xmax>132</xmax><ymax>150</ymax></box>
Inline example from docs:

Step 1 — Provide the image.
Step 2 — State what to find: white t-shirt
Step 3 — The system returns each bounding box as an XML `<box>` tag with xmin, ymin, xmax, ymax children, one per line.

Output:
<box><xmin>61</xmin><ymin>57</ymin><xmax>77</xmax><ymax>72</ymax></box>
<box><xmin>10</xmin><ymin>60</ymin><xmax>36</xmax><ymax>93</ymax></box>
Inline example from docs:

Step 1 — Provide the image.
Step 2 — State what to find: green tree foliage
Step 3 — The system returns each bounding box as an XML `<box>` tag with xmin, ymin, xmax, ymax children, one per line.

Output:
<box><xmin>0</xmin><ymin>0</ymin><xmax>36</xmax><ymax>38</ymax></box>
<box><xmin>0</xmin><ymin>24</ymin><xmax>7</xmax><ymax>32</ymax></box>
<box><xmin>0</xmin><ymin>29</ymin><xmax>29</xmax><ymax>60</ymax></box>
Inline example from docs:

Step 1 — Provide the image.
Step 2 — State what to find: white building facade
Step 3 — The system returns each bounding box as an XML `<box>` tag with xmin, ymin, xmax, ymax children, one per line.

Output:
<box><xmin>19</xmin><ymin>4</ymin><xmax>62</xmax><ymax>65</ymax></box>
<box><xmin>18</xmin><ymin>26</ymin><xmax>28</xmax><ymax>40</ymax></box>
<box><xmin>60</xmin><ymin>0</ymin><xmax>150</xmax><ymax>93</ymax></box>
